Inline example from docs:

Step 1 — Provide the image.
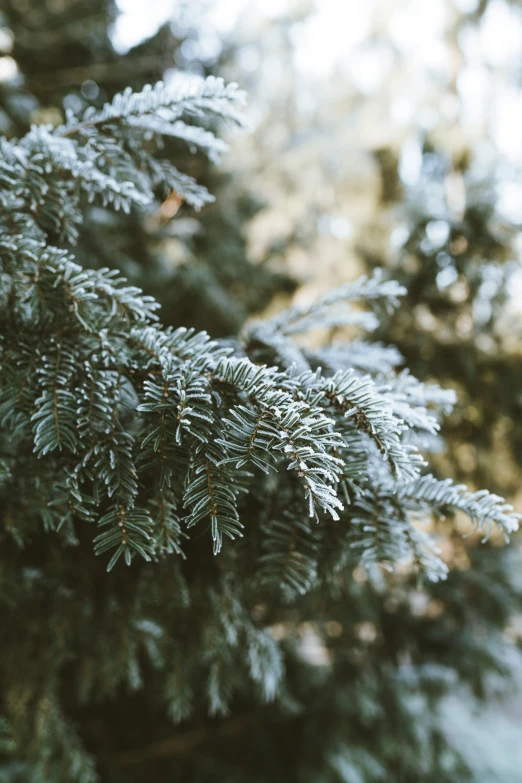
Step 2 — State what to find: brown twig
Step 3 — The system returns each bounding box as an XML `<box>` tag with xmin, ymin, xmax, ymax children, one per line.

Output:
<box><xmin>113</xmin><ymin>712</ymin><xmax>256</xmax><ymax>768</ymax></box>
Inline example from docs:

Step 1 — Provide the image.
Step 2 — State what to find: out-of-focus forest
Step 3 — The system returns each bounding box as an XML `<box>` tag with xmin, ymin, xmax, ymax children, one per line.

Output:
<box><xmin>2</xmin><ymin>0</ymin><xmax>522</xmax><ymax>779</ymax></box>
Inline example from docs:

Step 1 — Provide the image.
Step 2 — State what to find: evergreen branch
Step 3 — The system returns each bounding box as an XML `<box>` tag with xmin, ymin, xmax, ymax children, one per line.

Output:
<box><xmin>376</xmin><ymin>371</ymin><xmax>456</xmax><ymax>433</ymax></box>
<box><xmin>318</xmin><ymin>369</ymin><xmax>424</xmax><ymax>481</ymax></box>
<box><xmin>216</xmin><ymin>357</ymin><xmax>344</xmax><ymax>519</ymax></box>
<box><xmin>269</xmin><ymin>271</ymin><xmax>406</xmax><ymax>335</ymax></box>
<box><xmin>0</xmin><ymin>77</ymin><xmax>515</xmax><ymax>582</ymax></box>
<box><xmin>57</xmin><ymin>77</ymin><xmax>247</xmax><ymax>138</ymax></box>
<box><xmin>145</xmin><ymin>156</ymin><xmax>214</xmax><ymax>209</ymax></box>
<box><xmin>309</xmin><ymin>340</ymin><xmax>403</xmax><ymax>375</ymax></box>
<box><xmin>397</xmin><ymin>475</ymin><xmax>521</xmax><ymax>539</ymax></box>
<box><xmin>94</xmin><ymin>504</ymin><xmax>154</xmax><ymax>570</ymax></box>
<box><xmin>126</xmin><ymin>117</ymin><xmax>228</xmax><ymax>162</ymax></box>
<box><xmin>259</xmin><ymin>513</ymin><xmax>319</xmax><ymax>597</ymax></box>
<box><xmin>148</xmin><ymin>490</ymin><xmax>187</xmax><ymax>557</ymax></box>
<box><xmin>183</xmin><ymin>444</ymin><xmax>246</xmax><ymax>554</ymax></box>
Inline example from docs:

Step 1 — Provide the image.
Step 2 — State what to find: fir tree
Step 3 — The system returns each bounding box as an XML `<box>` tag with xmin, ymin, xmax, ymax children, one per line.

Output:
<box><xmin>0</xmin><ymin>64</ymin><xmax>520</xmax><ymax>782</ymax></box>
<box><xmin>1</xmin><ymin>4</ymin><xmax>522</xmax><ymax>782</ymax></box>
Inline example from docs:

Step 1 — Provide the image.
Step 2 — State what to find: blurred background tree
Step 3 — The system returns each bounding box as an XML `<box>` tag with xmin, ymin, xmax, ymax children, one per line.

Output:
<box><xmin>1</xmin><ymin>0</ymin><xmax>522</xmax><ymax>780</ymax></box>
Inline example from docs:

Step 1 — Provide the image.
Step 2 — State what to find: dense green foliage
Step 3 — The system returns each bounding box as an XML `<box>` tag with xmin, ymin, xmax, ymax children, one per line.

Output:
<box><xmin>0</xmin><ymin>0</ymin><xmax>294</xmax><ymax>337</ymax></box>
<box><xmin>1</xmin><ymin>3</ymin><xmax>522</xmax><ymax>782</ymax></box>
<box><xmin>0</xmin><ymin>70</ymin><xmax>520</xmax><ymax>782</ymax></box>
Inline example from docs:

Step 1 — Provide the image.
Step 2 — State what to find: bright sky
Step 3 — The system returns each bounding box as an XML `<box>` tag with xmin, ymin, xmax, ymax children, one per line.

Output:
<box><xmin>112</xmin><ymin>0</ymin><xmax>245</xmax><ymax>52</ymax></box>
<box><xmin>111</xmin><ymin>0</ymin><xmax>522</xmax><ymax>163</ymax></box>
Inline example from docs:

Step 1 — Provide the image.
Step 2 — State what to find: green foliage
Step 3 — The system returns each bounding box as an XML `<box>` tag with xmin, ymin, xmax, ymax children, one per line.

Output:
<box><xmin>3</xmin><ymin>161</ymin><xmax>517</xmax><ymax>569</ymax></box>
<box><xmin>1</xmin><ymin>5</ymin><xmax>521</xmax><ymax>782</ymax></box>
<box><xmin>0</xmin><ymin>0</ymin><xmax>295</xmax><ymax>340</ymax></box>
